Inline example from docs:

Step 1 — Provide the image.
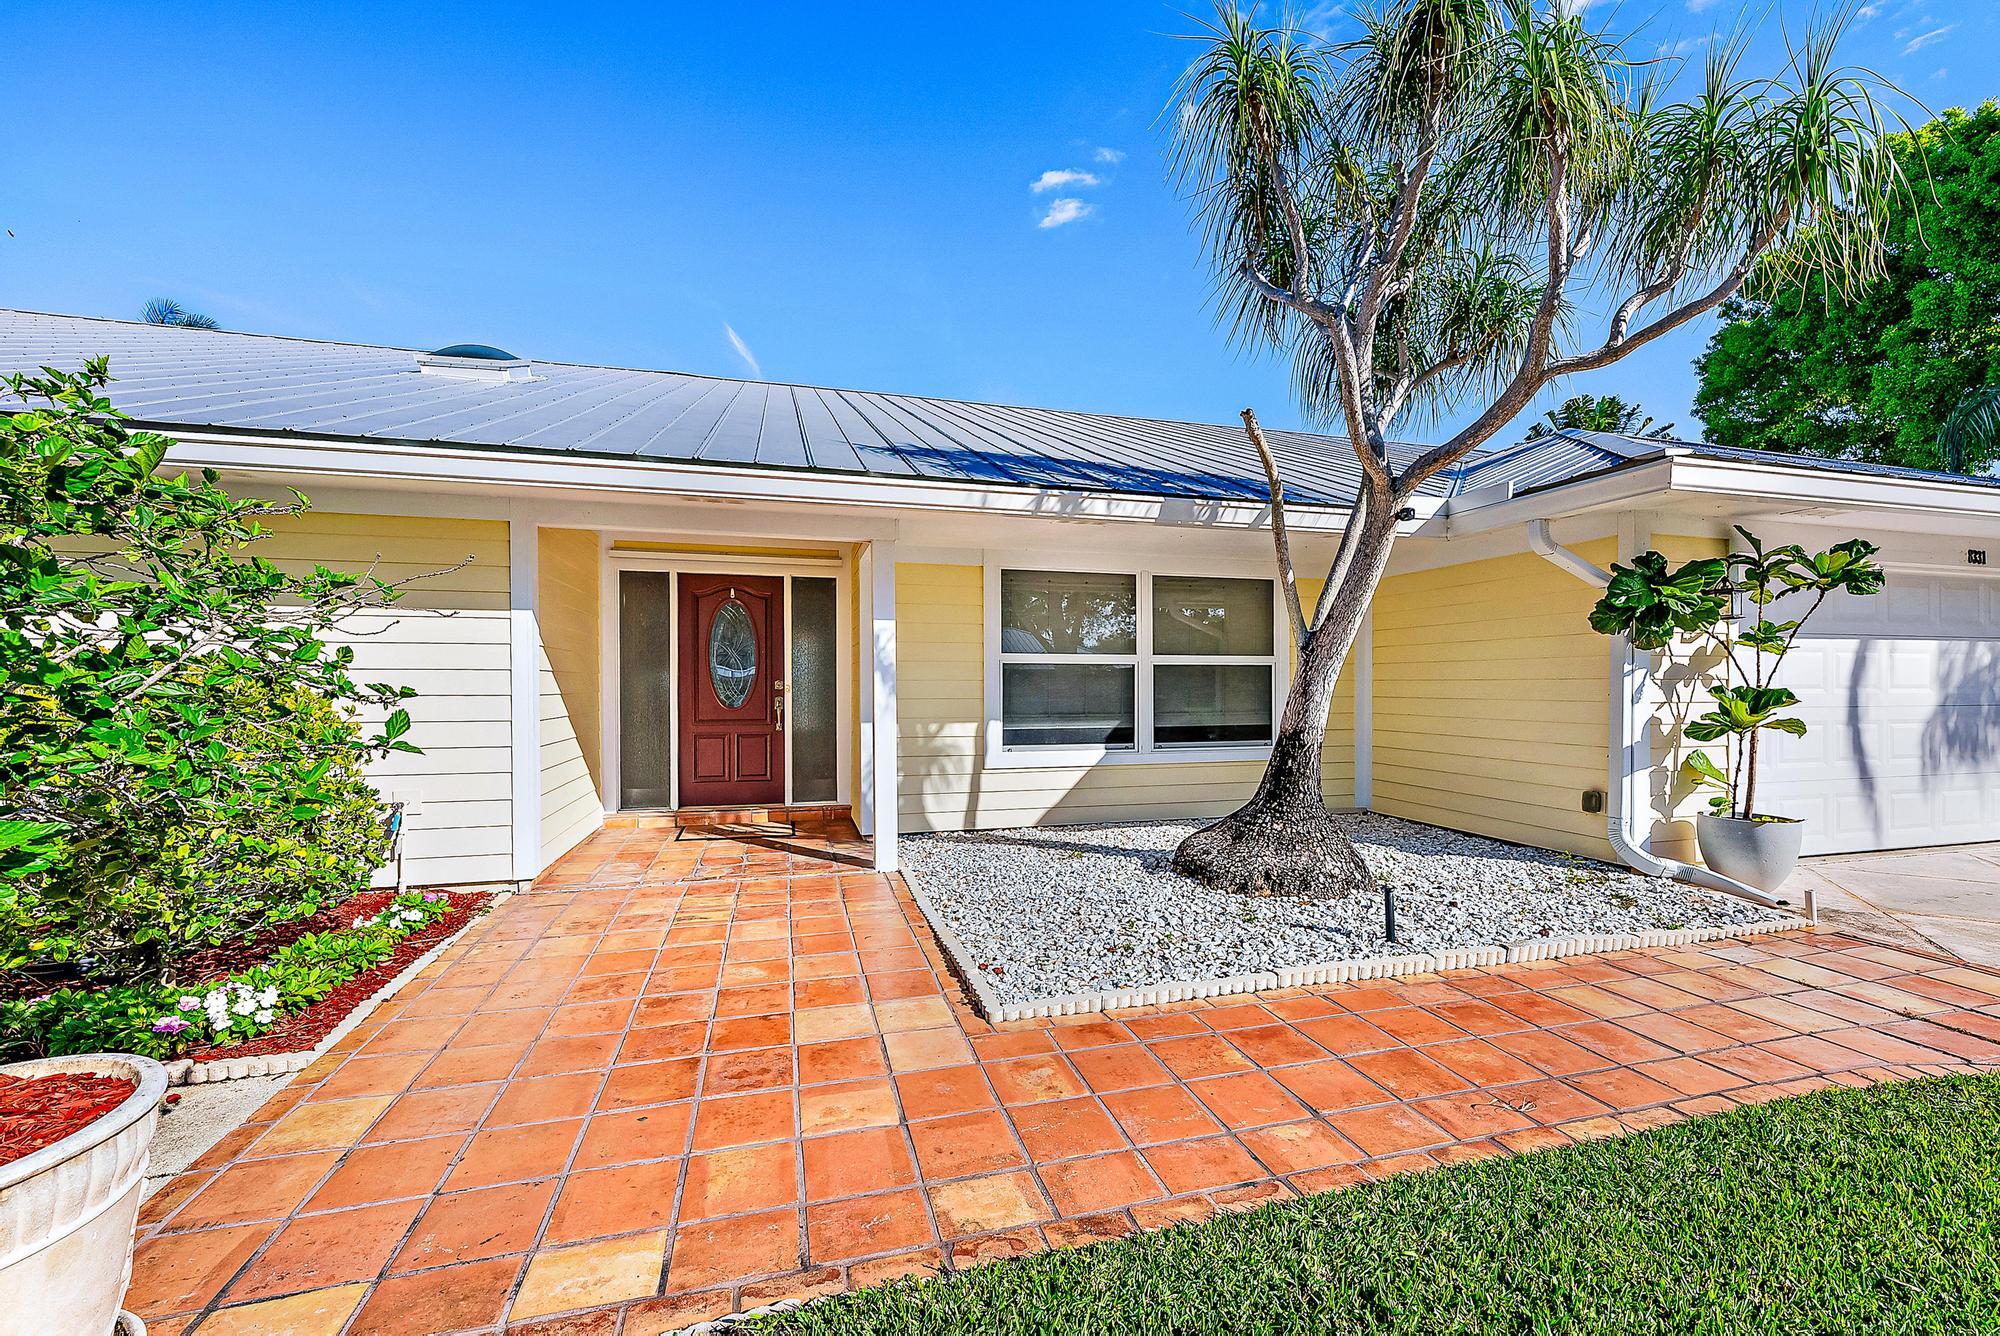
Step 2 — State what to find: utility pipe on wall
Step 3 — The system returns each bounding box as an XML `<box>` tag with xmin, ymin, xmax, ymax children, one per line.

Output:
<box><xmin>1525</xmin><ymin>520</ymin><xmax>1812</xmax><ymax>920</ymax></box>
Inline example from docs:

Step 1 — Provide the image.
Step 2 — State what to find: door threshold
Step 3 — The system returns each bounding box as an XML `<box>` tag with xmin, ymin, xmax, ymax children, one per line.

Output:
<box><xmin>604</xmin><ymin>803</ymin><xmax>851</xmax><ymax>831</ymax></box>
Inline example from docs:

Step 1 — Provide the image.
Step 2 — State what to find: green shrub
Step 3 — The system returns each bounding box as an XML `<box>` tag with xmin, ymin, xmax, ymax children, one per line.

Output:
<box><xmin>0</xmin><ymin>890</ymin><xmax>463</xmax><ymax>1060</ymax></box>
<box><xmin>0</xmin><ymin>360</ymin><xmax>431</xmax><ymax>984</ymax></box>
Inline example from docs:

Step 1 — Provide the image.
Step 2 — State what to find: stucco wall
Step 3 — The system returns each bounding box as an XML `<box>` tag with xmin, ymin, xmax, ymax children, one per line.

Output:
<box><xmin>895</xmin><ymin>561</ymin><xmax>1356</xmax><ymax>832</ymax></box>
<box><xmin>257</xmin><ymin>510</ymin><xmax>515</xmax><ymax>886</ymax></box>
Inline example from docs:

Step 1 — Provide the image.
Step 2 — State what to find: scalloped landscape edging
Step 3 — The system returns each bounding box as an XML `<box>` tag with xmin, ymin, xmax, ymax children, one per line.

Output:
<box><xmin>903</xmin><ymin>865</ymin><xmax>1805</xmax><ymax>1023</ymax></box>
<box><xmin>159</xmin><ymin>893</ymin><xmax>505</xmax><ymax>1087</ymax></box>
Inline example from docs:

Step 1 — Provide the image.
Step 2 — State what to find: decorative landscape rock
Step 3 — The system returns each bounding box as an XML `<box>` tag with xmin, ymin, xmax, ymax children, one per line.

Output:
<box><xmin>905</xmin><ymin>815</ymin><xmax>1790</xmax><ymax>1005</ymax></box>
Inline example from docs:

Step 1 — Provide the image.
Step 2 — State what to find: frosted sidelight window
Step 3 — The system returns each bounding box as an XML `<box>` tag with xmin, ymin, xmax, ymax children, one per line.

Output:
<box><xmin>790</xmin><ymin>577</ymin><xmax>839</xmax><ymax>802</ymax></box>
<box><xmin>619</xmin><ymin>571</ymin><xmax>674</xmax><ymax>809</ymax></box>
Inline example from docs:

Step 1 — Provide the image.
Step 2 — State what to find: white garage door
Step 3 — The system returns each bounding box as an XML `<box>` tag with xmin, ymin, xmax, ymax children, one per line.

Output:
<box><xmin>1754</xmin><ymin>569</ymin><xmax>2000</xmax><ymax>855</ymax></box>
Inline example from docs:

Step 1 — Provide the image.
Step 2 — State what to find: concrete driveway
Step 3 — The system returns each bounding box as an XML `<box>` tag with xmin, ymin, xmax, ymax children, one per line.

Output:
<box><xmin>1801</xmin><ymin>845</ymin><xmax>2000</xmax><ymax>967</ymax></box>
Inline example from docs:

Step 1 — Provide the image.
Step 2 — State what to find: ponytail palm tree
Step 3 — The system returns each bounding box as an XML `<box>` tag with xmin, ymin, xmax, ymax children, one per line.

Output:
<box><xmin>1169</xmin><ymin>2</ymin><xmax>1907</xmax><ymax>898</ymax></box>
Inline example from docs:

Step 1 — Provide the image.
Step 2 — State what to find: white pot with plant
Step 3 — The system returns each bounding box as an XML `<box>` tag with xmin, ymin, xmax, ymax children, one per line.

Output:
<box><xmin>1591</xmin><ymin>527</ymin><xmax>1885</xmax><ymax>893</ymax></box>
<box><xmin>0</xmin><ymin>1053</ymin><xmax>167</xmax><ymax>1336</ymax></box>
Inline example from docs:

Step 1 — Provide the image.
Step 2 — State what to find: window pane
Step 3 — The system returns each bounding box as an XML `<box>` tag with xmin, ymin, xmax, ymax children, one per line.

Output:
<box><xmin>1001</xmin><ymin>570</ymin><xmax>1136</xmax><ymax>655</ymax></box>
<box><xmin>1153</xmin><ymin>575</ymin><xmax>1274</xmax><ymax>656</ymax></box>
<box><xmin>1154</xmin><ymin>664</ymin><xmax>1274</xmax><ymax>746</ymax></box>
<box><xmin>789</xmin><ymin>577</ymin><xmax>839</xmax><ymax>803</ymax></box>
<box><xmin>1002</xmin><ymin>664</ymin><xmax>1135</xmax><ymax>747</ymax></box>
<box><xmin>707</xmin><ymin>600</ymin><xmax>757</xmax><ymax>709</ymax></box>
<box><xmin>619</xmin><ymin>571</ymin><xmax>674</xmax><ymax>808</ymax></box>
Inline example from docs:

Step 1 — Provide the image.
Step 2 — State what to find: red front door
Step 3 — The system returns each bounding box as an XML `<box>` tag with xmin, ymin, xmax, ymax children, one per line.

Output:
<box><xmin>678</xmin><ymin>574</ymin><xmax>785</xmax><ymax>807</ymax></box>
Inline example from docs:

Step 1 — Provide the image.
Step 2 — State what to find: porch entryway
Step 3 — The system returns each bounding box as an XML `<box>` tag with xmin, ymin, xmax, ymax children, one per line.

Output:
<box><xmin>614</xmin><ymin>565</ymin><xmax>839</xmax><ymax>815</ymax></box>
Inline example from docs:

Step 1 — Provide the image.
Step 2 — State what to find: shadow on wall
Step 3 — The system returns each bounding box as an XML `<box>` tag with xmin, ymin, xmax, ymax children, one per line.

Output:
<box><xmin>1923</xmin><ymin>641</ymin><xmax>2000</xmax><ymax>778</ymax></box>
<box><xmin>1646</xmin><ymin>639</ymin><xmax>1731</xmax><ymax>857</ymax></box>
<box><xmin>1847</xmin><ymin>641</ymin><xmax>1883</xmax><ymax>847</ymax></box>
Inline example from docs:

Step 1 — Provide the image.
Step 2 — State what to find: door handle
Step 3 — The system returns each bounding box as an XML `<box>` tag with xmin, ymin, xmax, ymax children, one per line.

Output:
<box><xmin>774</xmin><ymin>680</ymin><xmax>786</xmax><ymax>731</ymax></box>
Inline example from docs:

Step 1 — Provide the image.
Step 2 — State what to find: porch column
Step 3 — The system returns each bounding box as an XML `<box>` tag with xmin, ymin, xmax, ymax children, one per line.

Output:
<box><xmin>859</xmin><ymin>539</ymin><xmax>899</xmax><ymax>872</ymax></box>
<box><xmin>1352</xmin><ymin>607</ymin><xmax>1373</xmax><ymax>809</ymax></box>
<box><xmin>508</xmin><ymin>513</ymin><xmax>543</xmax><ymax>888</ymax></box>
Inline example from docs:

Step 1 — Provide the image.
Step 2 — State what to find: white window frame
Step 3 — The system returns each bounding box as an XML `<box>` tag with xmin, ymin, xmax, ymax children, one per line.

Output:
<box><xmin>982</xmin><ymin>552</ymin><xmax>1292</xmax><ymax>769</ymax></box>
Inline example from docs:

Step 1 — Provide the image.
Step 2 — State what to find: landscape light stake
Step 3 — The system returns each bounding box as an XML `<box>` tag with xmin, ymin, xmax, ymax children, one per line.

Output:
<box><xmin>1384</xmin><ymin>886</ymin><xmax>1398</xmax><ymax>944</ymax></box>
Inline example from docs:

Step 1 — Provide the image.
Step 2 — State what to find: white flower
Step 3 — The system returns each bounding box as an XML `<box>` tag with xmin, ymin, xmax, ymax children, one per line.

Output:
<box><xmin>177</xmin><ymin>996</ymin><xmax>201</xmax><ymax>1011</ymax></box>
<box><xmin>231</xmin><ymin>994</ymin><xmax>255</xmax><ymax>1015</ymax></box>
<box><xmin>257</xmin><ymin>987</ymin><xmax>280</xmax><ymax>1007</ymax></box>
<box><xmin>400</xmin><ymin>909</ymin><xmax>422</xmax><ymax>923</ymax></box>
<box><xmin>210</xmin><ymin>1015</ymin><xmax>230</xmax><ymax>1032</ymax></box>
<box><xmin>254</xmin><ymin>1009</ymin><xmax>274</xmax><ymax>1024</ymax></box>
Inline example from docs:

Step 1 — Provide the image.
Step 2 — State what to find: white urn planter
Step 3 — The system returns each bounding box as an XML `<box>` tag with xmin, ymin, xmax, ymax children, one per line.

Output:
<box><xmin>0</xmin><ymin>1053</ymin><xmax>167</xmax><ymax>1336</ymax></box>
<box><xmin>1696</xmin><ymin>814</ymin><xmax>1806</xmax><ymax>894</ymax></box>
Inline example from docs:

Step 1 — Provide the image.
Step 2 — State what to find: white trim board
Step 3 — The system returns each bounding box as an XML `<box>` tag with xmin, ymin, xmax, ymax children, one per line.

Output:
<box><xmin>507</xmin><ymin>514</ymin><xmax>541</xmax><ymax>885</ymax></box>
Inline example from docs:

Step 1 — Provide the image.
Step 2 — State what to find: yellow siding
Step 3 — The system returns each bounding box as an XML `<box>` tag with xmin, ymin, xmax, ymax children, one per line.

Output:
<box><xmin>1371</xmin><ymin>542</ymin><xmax>1615</xmax><ymax>859</ymax></box>
<box><xmin>538</xmin><ymin>528</ymin><xmax>603</xmax><ymax>865</ymax></box>
<box><xmin>895</xmin><ymin>562</ymin><xmax>1355</xmax><ymax>832</ymax></box>
<box><xmin>257</xmin><ymin>510</ymin><xmax>514</xmax><ymax>886</ymax></box>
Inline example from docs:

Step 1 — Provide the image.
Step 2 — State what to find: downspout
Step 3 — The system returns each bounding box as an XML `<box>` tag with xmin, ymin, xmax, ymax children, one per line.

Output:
<box><xmin>1526</xmin><ymin>520</ymin><xmax>1810</xmax><ymax>919</ymax></box>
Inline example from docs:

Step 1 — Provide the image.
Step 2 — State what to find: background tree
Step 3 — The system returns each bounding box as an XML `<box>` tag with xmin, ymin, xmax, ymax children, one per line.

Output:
<box><xmin>1694</xmin><ymin>103</ymin><xmax>2000</xmax><ymax>473</ymax></box>
<box><xmin>1168</xmin><ymin>1</ymin><xmax>1905</xmax><ymax>898</ymax></box>
<box><xmin>0</xmin><ymin>360</ymin><xmax>441</xmax><ymax>982</ymax></box>
<box><xmin>140</xmin><ymin>297</ymin><xmax>220</xmax><ymax>330</ymax></box>
<box><xmin>1523</xmin><ymin>392</ymin><xmax>1675</xmax><ymax>439</ymax></box>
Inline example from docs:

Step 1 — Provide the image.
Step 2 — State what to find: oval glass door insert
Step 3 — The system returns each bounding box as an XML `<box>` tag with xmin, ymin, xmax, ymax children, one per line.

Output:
<box><xmin>708</xmin><ymin>599</ymin><xmax>757</xmax><ymax>709</ymax></box>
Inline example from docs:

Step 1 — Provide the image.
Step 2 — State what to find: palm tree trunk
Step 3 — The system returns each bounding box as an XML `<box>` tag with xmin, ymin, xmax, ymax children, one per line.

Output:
<box><xmin>1172</xmin><ymin>504</ymin><xmax>1398</xmax><ymax>899</ymax></box>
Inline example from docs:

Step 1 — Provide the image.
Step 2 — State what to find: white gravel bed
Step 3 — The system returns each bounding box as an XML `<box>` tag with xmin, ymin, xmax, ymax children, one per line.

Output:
<box><xmin>903</xmin><ymin>814</ymin><xmax>1790</xmax><ymax>1005</ymax></box>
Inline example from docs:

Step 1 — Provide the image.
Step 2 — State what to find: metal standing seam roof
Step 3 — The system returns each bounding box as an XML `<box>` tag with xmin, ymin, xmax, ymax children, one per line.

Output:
<box><xmin>0</xmin><ymin>310</ymin><xmax>1451</xmax><ymax>510</ymax></box>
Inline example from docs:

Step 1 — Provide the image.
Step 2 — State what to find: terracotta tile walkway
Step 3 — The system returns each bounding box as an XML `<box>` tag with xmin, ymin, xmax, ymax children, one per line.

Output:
<box><xmin>128</xmin><ymin>823</ymin><xmax>2000</xmax><ymax>1335</ymax></box>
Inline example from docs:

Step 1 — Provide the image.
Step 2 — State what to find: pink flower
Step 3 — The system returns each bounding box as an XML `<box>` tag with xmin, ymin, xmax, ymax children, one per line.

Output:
<box><xmin>151</xmin><ymin>1016</ymin><xmax>191</xmax><ymax>1035</ymax></box>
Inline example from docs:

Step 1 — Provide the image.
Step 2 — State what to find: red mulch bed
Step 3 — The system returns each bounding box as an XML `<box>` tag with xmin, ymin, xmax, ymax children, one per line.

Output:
<box><xmin>182</xmin><ymin>891</ymin><xmax>491</xmax><ymax>1063</ymax></box>
<box><xmin>0</xmin><ymin>1072</ymin><xmax>137</xmax><ymax>1167</ymax></box>
<box><xmin>0</xmin><ymin>889</ymin><xmax>447</xmax><ymax>1005</ymax></box>
<box><xmin>173</xmin><ymin>890</ymin><xmax>411</xmax><ymax>983</ymax></box>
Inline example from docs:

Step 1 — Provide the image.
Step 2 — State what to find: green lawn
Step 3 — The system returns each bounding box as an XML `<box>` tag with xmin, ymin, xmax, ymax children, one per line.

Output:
<box><xmin>759</xmin><ymin>1074</ymin><xmax>2000</xmax><ymax>1334</ymax></box>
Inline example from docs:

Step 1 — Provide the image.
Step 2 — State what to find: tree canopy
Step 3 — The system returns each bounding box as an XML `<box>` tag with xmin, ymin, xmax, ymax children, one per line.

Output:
<box><xmin>1693</xmin><ymin>103</ymin><xmax>2000</xmax><ymax>473</ymax></box>
<box><xmin>1524</xmin><ymin>393</ymin><xmax>1674</xmax><ymax>439</ymax></box>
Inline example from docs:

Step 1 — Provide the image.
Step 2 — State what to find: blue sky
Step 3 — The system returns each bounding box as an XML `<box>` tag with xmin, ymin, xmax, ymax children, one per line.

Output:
<box><xmin>6</xmin><ymin>1</ymin><xmax>1994</xmax><ymax>448</ymax></box>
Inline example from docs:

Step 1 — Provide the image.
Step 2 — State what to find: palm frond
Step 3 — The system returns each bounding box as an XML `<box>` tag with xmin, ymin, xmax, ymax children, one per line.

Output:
<box><xmin>1937</xmin><ymin>385</ymin><xmax>2000</xmax><ymax>474</ymax></box>
<box><xmin>140</xmin><ymin>298</ymin><xmax>220</xmax><ymax>331</ymax></box>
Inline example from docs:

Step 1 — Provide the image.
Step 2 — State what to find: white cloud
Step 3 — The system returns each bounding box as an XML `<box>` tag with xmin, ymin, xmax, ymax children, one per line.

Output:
<box><xmin>1038</xmin><ymin>198</ymin><xmax>1093</xmax><ymax>229</ymax></box>
<box><xmin>1031</xmin><ymin>168</ymin><xmax>1101</xmax><ymax>193</ymax></box>
<box><xmin>1686</xmin><ymin>0</ymin><xmax>1722</xmax><ymax>12</ymax></box>
<box><xmin>1936</xmin><ymin>66</ymin><xmax>1950</xmax><ymax>79</ymax></box>
<box><xmin>723</xmin><ymin>323</ymin><xmax>761</xmax><ymax>379</ymax></box>
<box><xmin>1661</xmin><ymin>32</ymin><xmax>1717</xmax><ymax>55</ymax></box>
<box><xmin>1903</xmin><ymin>23</ymin><xmax>1955</xmax><ymax>53</ymax></box>
<box><xmin>1092</xmin><ymin>147</ymin><xmax>1125</xmax><ymax>164</ymax></box>
<box><xmin>1856</xmin><ymin>2</ymin><xmax>1884</xmax><ymax>18</ymax></box>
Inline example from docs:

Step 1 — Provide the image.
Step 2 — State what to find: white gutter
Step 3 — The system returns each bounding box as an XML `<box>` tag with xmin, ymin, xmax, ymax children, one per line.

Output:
<box><xmin>1525</xmin><ymin>520</ymin><xmax>1810</xmax><ymax>919</ymax></box>
<box><xmin>151</xmin><ymin>427</ymin><xmax>1446</xmax><ymax>539</ymax></box>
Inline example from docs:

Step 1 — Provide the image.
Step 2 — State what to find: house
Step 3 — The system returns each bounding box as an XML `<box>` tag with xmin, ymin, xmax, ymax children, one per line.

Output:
<box><xmin>4</xmin><ymin>309</ymin><xmax>1997</xmax><ymax>891</ymax></box>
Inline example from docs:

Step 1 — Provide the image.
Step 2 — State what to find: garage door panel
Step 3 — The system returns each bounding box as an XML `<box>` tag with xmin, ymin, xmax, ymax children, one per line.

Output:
<box><xmin>1753</xmin><ymin>570</ymin><xmax>2000</xmax><ymax>854</ymax></box>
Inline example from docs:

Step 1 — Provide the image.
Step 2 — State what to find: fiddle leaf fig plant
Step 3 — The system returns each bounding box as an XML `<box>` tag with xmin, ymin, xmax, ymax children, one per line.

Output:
<box><xmin>1590</xmin><ymin>527</ymin><xmax>1884</xmax><ymax>822</ymax></box>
